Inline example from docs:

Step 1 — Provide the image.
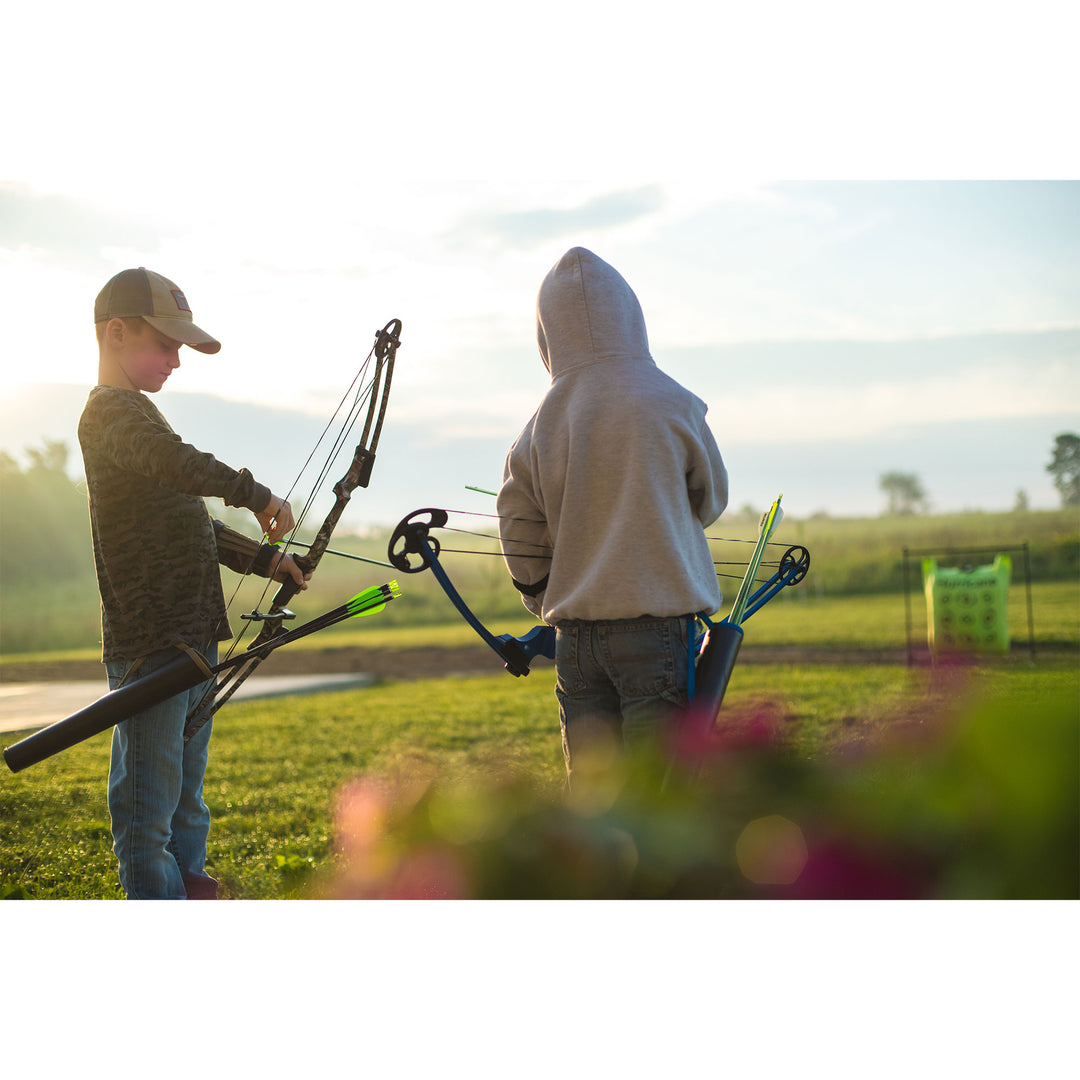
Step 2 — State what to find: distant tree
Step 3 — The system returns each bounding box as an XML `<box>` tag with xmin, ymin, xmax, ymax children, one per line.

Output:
<box><xmin>879</xmin><ymin>471</ymin><xmax>928</xmax><ymax>516</ymax></box>
<box><xmin>1013</xmin><ymin>489</ymin><xmax>1030</xmax><ymax>512</ymax></box>
<box><xmin>0</xmin><ymin>449</ymin><xmax>19</xmax><ymax>482</ymax></box>
<box><xmin>24</xmin><ymin>438</ymin><xmax>69</xmax><ymax>474</ymax></box>
<box><xmin>0</xmin><ymin>440</ymin><xmax>91</xmax><ymax>584</ymax></box>
<box><xmin>1046</xmin><ymin>433</ymin><xmax>1080</xmax><ymax>507</ymax></box>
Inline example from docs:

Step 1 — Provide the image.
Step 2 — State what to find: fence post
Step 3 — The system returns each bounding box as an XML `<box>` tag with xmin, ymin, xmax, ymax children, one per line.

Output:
<box><xmin>1022</xmin><ymin>541</ymin><xmax>1036</xmax><ymax>661</ymax></box>
<box><xmin>903</xmin><ymin>546</ymin><xmax>913</xmax><ymax>667</ymax></box>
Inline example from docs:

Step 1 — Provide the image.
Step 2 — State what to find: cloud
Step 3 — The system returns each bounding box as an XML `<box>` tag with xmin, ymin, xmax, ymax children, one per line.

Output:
<box><xmin>0</xmin><ymin>183</ymin><xmax>163</xmax><ymax>268</ymax></box>
<box><xmin>712</xmin><ymin>358</ymin><xmax>1080</xmax><ymax>447</ymax></box>
<box><xmin>444</xmin><ymin>185</ymin><xmax>666</xmax><ymax>251</ymax></box>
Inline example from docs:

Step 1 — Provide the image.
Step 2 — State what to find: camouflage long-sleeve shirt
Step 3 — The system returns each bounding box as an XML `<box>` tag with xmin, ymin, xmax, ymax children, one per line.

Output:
<box><xmin>79</xmin><ymin>385</ymin><xmax>275</xmax><ymax>663</ymax></box>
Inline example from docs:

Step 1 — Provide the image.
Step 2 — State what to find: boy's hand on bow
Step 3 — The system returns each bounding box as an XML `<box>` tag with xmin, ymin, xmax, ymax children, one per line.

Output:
<box><xmin>256</xmin><ymin>496</ymin><xmax>296</xmax><ymax>542</ymax></box>
<box><xmin>267</xmin><ymin>549</ymin><xmax>311</xmax><ymax>590</ymax></box>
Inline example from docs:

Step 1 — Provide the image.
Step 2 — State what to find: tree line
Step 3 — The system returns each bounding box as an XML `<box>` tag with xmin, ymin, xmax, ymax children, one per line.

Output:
<box><xmin>880</xmin><ymin>432</ymin><xmax>1079</xmax><ymax>516</ymax></box>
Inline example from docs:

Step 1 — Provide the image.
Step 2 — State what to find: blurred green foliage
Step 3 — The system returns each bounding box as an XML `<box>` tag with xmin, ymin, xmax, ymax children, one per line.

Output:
<box><xmin>0</xmin><ymin>441</ymin><xmax>94</xmax><ymax>585</ymax></box>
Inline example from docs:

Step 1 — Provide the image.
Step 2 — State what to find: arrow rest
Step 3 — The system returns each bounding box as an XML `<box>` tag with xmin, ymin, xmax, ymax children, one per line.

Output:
<box><xmin>240</xmin><ymin>607</ymin><xmax>297</xmax><ymax>624</ymax></box>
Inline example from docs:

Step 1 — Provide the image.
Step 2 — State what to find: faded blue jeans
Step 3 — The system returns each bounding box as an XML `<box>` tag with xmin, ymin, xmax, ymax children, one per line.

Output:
<box><xmin>106</xmin><ymin>643</ymin><xmax>218</xmax><ymax>900</ymax></box>
<box><xmin>554</xmin><ymin>616</ymin><xmax>691</xmax><ymax>783</ymax></box>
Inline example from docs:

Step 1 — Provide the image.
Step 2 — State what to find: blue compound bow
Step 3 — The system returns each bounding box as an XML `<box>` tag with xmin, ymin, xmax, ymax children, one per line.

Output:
<box><xmin>386</xmin><ymin>495</ymin><xmax>810</xmax><ymax>703</ymax></box>
<box><xmin>388</xmin><ymin>507</ymin><xmax>555</xmax><ymax>676</ymax></box>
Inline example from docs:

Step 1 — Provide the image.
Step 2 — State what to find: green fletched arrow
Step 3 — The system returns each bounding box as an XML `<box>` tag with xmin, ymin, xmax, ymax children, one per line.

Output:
<box><xmin>344</xmin><ymin>580</ymin><xmax>400</xmax><ymax>618</ymax></box>
<box><xmin>242</xmin><ymin>580</ymin><xmax>401</xmax><ymax>657</ymax></box>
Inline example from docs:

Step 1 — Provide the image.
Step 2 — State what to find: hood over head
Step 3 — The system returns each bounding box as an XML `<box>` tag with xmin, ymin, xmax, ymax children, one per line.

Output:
<box><xmin>536</xmin><ymin>247</ymin><xmax>651</xmax><ymax>378</ymax></box>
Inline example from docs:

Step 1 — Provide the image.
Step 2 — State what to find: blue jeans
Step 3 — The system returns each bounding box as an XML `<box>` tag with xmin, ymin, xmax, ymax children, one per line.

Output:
<box><xmin>554</xmin><ymin>616</ymin><xmax>690</xmax><ymax>781</ymax></box>
<box><xmin>106</xmin><ymin>643</ymin><xmax>218</xmax><ymax>900</ymax></box>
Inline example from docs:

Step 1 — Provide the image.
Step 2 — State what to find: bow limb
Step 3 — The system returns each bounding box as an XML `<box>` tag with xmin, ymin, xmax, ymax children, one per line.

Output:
<box><xmin>183</xmin><ymin>318</ymin><xmax>402</xmax><ymax>739</ymax></box>
<box><xmin>387</xmin><ymin>507</ymin><xmax>554</xmax><ymax>677</ymax></box>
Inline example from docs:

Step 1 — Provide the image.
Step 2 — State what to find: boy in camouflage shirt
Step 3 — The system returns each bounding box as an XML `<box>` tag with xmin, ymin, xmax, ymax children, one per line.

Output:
<box><xmin>80</xmin><ymin>267</ymin><xmax>308</xmax><ymax>899</ymax></box>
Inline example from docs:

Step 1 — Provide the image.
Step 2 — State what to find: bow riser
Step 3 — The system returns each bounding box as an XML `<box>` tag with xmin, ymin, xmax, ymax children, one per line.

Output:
<box><xmin>265</xmin><ymin>441</ymin><xmax>373</xmax><ymax>623</ymax></box>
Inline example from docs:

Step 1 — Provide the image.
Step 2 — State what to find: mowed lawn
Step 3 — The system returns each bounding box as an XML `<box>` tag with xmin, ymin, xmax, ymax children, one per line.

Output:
<box><xmin>2</xmin><ymin>579</ymin><xmax>1077</xmax><ymax>899</ymax></box>
<box><xmin>2</xmin><ymin>643</ymin><xmax>1076</xmax><ymax>899</ymax></box>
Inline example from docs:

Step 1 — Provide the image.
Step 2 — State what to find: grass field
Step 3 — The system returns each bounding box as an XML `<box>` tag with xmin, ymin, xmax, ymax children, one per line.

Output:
<box><xmin>1</xmin><ymin>515</ymin><xmax>1076</xmax><ymax>900</ymax></box>
<box><xmin>3</xmin><ymin>653</ymin><xmax>1076</xmax><ymax>900</ymax></box>
<box><xmin>6</xmin><ymin>579</ymin><xmax>1075</xmax><ymax>669</ymax></box>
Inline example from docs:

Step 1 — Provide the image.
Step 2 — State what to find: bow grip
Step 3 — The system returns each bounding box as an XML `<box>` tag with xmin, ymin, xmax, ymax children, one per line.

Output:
<box><xmin>496</xmin><ymin>625</ymin><xmax>556</xmax><ymax>677</ymax></box>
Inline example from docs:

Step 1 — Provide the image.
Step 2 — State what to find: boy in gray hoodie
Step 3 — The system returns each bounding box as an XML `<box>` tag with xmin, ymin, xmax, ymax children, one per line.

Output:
<box><xmin>498</xmin><ymin>247</ymin><xmax>728</xmax><ymax>784</ymax></box>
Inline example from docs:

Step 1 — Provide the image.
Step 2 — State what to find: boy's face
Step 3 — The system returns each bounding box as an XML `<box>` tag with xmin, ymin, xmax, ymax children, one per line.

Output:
<box><xmin>113</xmin><ymin>320</ymin><xmax>184</xmax><ymax>393</ymax></box>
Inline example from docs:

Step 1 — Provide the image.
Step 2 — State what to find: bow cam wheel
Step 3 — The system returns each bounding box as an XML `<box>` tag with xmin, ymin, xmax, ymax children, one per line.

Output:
<box><xmin>779</xmin><ymin>545</ymin><xmax>810</xmax><ymax>585</ymax></box>
<box><xmin>388</xmin><ymin>508</ymin><xmax>448</xmax><ymax>573</ymax></box>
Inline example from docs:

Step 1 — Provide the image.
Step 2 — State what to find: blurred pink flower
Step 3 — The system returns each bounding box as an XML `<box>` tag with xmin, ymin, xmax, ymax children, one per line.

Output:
<box><xmin>671</xmin><ymin>698</ymin><xmax>785</xmax><ymax>765</ymax></box>
<box><xmin>781</xmin><ymin>836</ymin><xmax>932</xmax><ymax>899</ymax></box>
<box><xmin>384</xmin><ymin>847</ymin><xmax>471</xmax><ymax>900</ymax></box>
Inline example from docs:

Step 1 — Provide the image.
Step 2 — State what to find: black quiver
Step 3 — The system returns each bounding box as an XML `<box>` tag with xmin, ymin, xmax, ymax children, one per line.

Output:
<box><xmin>689</xmin><ymin>621</ymin><xmax>744</xmax><ymax>729</ymax></box>
<box><xmin>3</xmin><ymin>647</ymin><xmax>214</xmax><ymax>773</ymax></box>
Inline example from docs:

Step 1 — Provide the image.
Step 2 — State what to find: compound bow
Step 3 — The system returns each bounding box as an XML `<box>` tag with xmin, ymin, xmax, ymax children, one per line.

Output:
<box><xmin>385</xmin><ymin>496</ymin><xmax>810</xmax><ymax>712</ymax></box>
<box><xmin>388</xmin><ymin>507</ymin><xmax>556</xmax><ymax>676</ymax></box>
<box><xmin>183</xmin><ymin>317</ymin><xmax>403</xmax><ymax>740</ymax></box>
<box><xmin>388</xmin><ymin>494</ymin><xmax>812</xmax><ymax>678</ymax></box>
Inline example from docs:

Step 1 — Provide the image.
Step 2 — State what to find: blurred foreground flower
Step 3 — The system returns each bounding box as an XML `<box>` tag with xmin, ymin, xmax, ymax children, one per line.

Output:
<box><xmin>314</xmin><ymin>684</ymin><xmax>1078</xmax><ymax>900</ymax></box>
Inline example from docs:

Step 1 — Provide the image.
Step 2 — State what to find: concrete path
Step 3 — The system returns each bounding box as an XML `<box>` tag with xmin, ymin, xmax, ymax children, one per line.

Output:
<box><xmin>0</xmin><ymin>673</ymin><xmax>373</xmax><ymax>735</ymax></box>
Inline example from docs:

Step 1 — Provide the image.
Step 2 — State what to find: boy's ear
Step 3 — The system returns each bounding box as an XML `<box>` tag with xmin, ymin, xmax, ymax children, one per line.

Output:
<box><xmin>103</xmin><ymin>317</ymin><xmax>129</xmax><ymax>346</ymax></box>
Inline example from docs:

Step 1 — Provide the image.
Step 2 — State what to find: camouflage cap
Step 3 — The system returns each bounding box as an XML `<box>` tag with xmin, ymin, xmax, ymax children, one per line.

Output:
<box><xmin>95</xmin><ymin>267</ymin><xmax>221</xmax><ymax>354</ymax></box>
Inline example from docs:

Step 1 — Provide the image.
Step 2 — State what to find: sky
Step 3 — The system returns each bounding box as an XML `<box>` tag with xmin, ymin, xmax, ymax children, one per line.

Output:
<box><xmin>2</xmin><ymin>1</ymin><xmax>1079</xmax><ymax>522</ymax></box>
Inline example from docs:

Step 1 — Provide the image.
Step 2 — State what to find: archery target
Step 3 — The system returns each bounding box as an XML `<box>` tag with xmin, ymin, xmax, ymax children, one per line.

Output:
<box><xmin>922</xmin><ymin>555</ymin><xmax>1012</xmax><ymax>654</ymax></box>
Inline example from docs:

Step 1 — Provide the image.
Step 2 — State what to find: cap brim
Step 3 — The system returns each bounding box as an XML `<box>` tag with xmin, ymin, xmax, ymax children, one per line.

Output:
<box><xmin>143</xmin><ymin>315</ymin><xmax>221</xmax><ymax>354</ymax></box>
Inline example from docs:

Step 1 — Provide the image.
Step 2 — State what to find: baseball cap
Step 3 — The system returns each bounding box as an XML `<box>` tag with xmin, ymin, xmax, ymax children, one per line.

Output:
<box><xmin>94</xmin><ymin>267</ymin><xmax>221</xmax><ymax>354</ymax></box>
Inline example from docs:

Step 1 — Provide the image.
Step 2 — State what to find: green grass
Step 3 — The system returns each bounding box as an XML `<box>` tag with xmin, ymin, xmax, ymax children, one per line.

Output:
<box><xmin>2</xmin><ymin>510</ymin><xmax>1076</xmax><ymax>899</ymax></box>
<box><xmin>736</xmin><ymin>579</ymin><xmax>1079</xmax><ymax>649</ymax></box>
<box><xmin>10</xmin><ymin>579</ymin><xmax>1071</xmax><ymax>670</ymax></box>
<box><xmin>3</xmin><ymin>658</ymin><xmax>1076</xmax><ymax>899</ymax></box>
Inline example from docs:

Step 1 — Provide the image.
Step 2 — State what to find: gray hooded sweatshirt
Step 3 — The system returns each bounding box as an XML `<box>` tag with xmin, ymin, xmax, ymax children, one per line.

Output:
<box><xmin>498</xmin><ymin>247</ymin><xmax>728</xmax><ymax>624</ymax></box>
